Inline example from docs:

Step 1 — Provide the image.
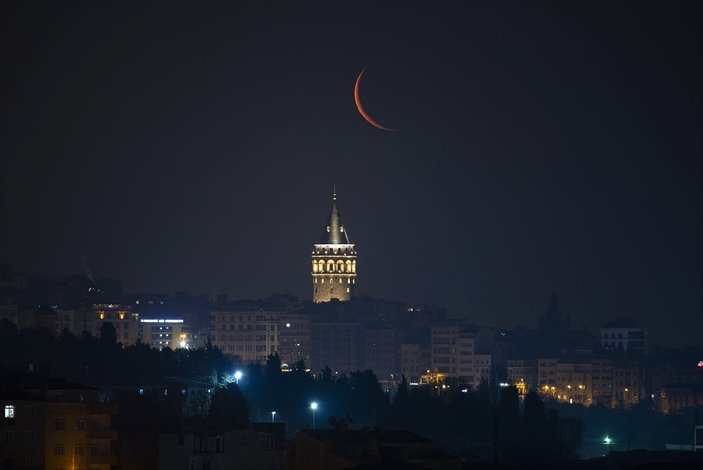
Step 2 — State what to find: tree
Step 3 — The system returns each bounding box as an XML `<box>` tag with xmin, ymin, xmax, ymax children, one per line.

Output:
<box><xmin>520</xmin><ymin>391</ymin><xmax>549</xmax><ymax>460</ymax></box>
<box><xmin>558</xmin><ymin>416</ymin><xmax>584</xmax><ymax>459</ymax></box>
<box><xmin>523</xmin><ymin>390</ymin><xmax>546</xmax><ymax>427</ymax></box>
<box><xmin>100</xmin><ymin>322</ymin><xmax>117</xmax><ymax>346</ymax></box>
<box><xmin>497</xmin><ymin>386</ymin><xmax>520</xmax><ymax>459</ymax></box>
<box><xmin>265</xmin><ymin>353</ymin><xmax>282</xmax><ymax>376</ymax></box>
<box><xmin>210</xmin><ymin>384</ymin><xmax>249</xmax><ymax>429</ymax></box>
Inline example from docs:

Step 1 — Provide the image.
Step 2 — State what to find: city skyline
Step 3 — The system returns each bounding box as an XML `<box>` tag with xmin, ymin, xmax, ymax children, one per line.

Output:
<box><xmin>1</xmin><ymin>2</ymin><xmax>701</xmax><ymax>348</ymax></box>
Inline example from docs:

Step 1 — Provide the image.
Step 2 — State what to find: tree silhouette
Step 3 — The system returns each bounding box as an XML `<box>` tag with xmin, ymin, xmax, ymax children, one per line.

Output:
<box><xmin>100</xmin><ymin>321</ymin><xmax>117</xmax><ymax>346</ymax></box>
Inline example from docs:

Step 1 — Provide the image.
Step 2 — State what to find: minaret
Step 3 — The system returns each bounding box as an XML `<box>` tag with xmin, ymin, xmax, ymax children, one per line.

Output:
<box><xmin>312</xmin><ymin>187</ymin><xmax>357</xmax><ymax>302</ymax></box>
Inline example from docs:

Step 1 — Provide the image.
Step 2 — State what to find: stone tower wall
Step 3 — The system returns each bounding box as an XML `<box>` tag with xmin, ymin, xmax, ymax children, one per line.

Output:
<box><xmin>311</xmin><ymin>248</ymin><xmax>356</xmax><ymax>303</ymax></box>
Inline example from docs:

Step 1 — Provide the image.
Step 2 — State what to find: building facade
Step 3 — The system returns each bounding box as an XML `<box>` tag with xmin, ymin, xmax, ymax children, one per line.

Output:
<box><xmin>600</xmin><ymin>323</ymin><xmax>649</xmax><ymax>354</ymax></box>
<box><xmin>210</xmin><ymin>304</ymin><xmax>287</xmax><ymax>364</ymax></box>
<box><xmin>1</xmin><ymin>376</ymin><xmax>118</xmax><ymax>470</ymax></box>
<box><xmin>140</xmin><ymin>318</ymin><xmax>190</xmax><ymax>350</ymax></box>
<box><xmin>159</xmin><ymin>428</ymin><xmax>284</xmax><ymax>470</ymax></box>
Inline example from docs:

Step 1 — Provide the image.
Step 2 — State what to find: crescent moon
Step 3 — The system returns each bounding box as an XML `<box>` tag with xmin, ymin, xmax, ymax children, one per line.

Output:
<box><xmin>354</xmin><ymin>67</ymin><xmax>396</xmax><ymax>132</ymax></box>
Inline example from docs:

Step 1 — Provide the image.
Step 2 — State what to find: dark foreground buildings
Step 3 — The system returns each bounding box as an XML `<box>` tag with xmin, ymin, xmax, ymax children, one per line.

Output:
<box><xmin>0</xmin><ymin>373</ymin><xmax>118</xmax><ymax>470</ymax></box>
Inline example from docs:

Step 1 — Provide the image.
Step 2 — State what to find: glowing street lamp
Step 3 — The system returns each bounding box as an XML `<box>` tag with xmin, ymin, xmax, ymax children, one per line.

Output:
<box><xmin>603</xmin><ymin>436</ymin><xmax>612</xmax><ymax>453</ymax></box>
<box><xmin>234</xmin><ymin>370</ymin><xmax>243</xmax><ymax>384</ymax></box>
<box><xmin>271</xmin><ymin>411</ymin><xmax>276</xmax><ymax>423</ymax></box>
<box><xmin>310</xmin><ymin>401</ymin><xmax>318</xmax><ymax>429</ymax></box>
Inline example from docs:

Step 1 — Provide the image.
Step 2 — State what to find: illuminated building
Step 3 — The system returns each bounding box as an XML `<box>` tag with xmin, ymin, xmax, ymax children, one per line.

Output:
<box><xmin>430</xmin><ymin>323</ymin><xmax>476</xmax><ymax>384</ymax></box>
<box><xmin>612</xmin><ymin>359</ymin><xmax>645</xmax><ymax>407</ymax></box>
<box><xmin>90</xmin><ymin>304</ymin><xmax>139</xmax><ymax>345</ymax></box>
<box><xmin>311</xmin><ymin>189</ymin><xmax>357</xmax><ymax>303</ymax></box>
<box><xmin>210</xmin><ymin>300</ymin><xmax>291</xmax><ymax>363</ymax></box>
<box><xmin>140</xmin><ymin>318</ymin><xmax>190</xmax><ymax>350</ymax></box>
<box><xmin>537</xmin><ymin>358</ymin><xmax>558</xmax><ymax>393</ymax></box>
<box><xmin>401</xmin><ymin>343</ymin><xmax>432</xmax><ymax>384</ymax></box>
<box><xmin>0</xmin><ymin>390</ymin><xmax>44</xmax><ymax>470</ymax></box>
<box><xmin>506</xmin><ymin>359</ymin><xmax>537</xmax><ymax>394</ymax></box>
<box><xmin>278</xmin><ymin>312</ymin><xmax>311</xmax><ymax>367</ymax></box>
<box><xmin>555</xmin><ymin>361</ymin><xmax>593</xmax><ymax>405</ymax></box>
<box><xmin>48</xmin><ymin>304</ymin><xmax>139</xmax><ymax>346</ymax></box>
<box><xmin>591</xmin><ymin>357</ymin><xmax>614</xmax><ymax>406</ymax></box>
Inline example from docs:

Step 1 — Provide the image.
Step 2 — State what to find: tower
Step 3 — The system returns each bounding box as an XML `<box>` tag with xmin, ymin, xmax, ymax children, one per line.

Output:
<box><xmin>312</xmin><ymin>188</ymin><xmax>357</xmax><ymax>302</ymax></box>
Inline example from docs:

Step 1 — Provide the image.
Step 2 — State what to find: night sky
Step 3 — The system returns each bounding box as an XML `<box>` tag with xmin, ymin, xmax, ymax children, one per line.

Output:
<box><xmin>1</xmin><ymin>2</ymin><xmax>701</xmax><ymax>346</ymax></box>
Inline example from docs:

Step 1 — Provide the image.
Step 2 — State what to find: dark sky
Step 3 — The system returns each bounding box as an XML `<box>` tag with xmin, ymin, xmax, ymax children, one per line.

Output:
<box><xmin>1</xmin><ymin>1</ymin><xmax>701</xmax><ymax>346</ymax></box>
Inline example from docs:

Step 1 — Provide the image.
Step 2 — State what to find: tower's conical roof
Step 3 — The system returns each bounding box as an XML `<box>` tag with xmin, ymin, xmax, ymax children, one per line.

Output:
<box><xmin>319</xmin><ymin>187</ymin><xmax>351</xmax><ymax>244</ymax></box>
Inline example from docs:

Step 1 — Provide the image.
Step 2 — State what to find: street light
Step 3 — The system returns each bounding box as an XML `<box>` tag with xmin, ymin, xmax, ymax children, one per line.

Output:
<box><xmin>310</xmin><ymin>402</ymin><xmax>318</xmax><ymax>429</ymax></box>
<box><xmin>234</xmin><ymin>370</ymin><xmax>243</xmax><ymax>384</ymax></box>
<box><xmin>603</xmin><ymin>436</ymin><xmax>612</xmax><ymax>453</ymax></box>
<box><xmin>271</xmin><ymin>411</ymin><xmax>276</xmax><ymax>423</ymax></box>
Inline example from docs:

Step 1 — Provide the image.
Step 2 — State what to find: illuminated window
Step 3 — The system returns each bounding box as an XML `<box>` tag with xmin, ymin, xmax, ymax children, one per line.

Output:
<box><xmin>346</xmin><ymin>288</ymin><xmax>350</xmax><ymax>293</ymax></box>
<box><xmin>4</xmin><ymin>405</ymin><xmax>14</xmax><ymax>418</ymax></box>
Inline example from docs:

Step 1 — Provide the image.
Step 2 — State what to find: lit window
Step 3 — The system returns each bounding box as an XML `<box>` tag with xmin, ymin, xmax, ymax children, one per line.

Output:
<box><xmin>4</xmin><ymin>405</ymin><xmax>14</xmax><ymax>418</ymax></box>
